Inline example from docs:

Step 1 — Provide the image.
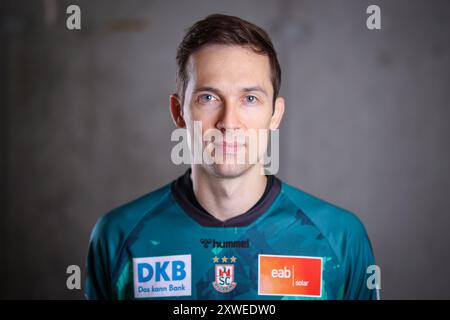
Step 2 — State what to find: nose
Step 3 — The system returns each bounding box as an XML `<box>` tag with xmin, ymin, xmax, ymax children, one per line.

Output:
<box><xmin>216</xmin><ymin>101</ymin><xmax>242</xmax><ymax>132</ymax></box>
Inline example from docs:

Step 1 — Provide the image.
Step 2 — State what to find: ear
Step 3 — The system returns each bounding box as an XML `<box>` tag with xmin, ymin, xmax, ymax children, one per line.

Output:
<box><xmin>269</xmin><ymin>96</ymin><xmax>285</xmax><ymax>130</ymax></box>
<box><xmin>169</xmin><ymin>94</ymin><xmax>186</xmax><ymax>128</ymax></box>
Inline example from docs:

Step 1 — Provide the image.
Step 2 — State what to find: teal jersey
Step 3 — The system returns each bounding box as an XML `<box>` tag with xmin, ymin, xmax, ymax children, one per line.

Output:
<box><xmin>85</xmin><ymin>171</ymin><xmax>379</xmax><ymax>300</ymax></box>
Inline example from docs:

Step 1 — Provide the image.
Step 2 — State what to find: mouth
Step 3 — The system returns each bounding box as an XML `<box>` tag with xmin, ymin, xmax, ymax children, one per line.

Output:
<box><xmin>213</xmin><ymin>142</ymin><xmax>246</xmax><ymax>154</ymax></box>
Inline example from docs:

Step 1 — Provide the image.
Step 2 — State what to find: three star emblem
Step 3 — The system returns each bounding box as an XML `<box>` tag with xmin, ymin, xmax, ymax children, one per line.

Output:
<box><xmin>213</xmin><ymin>256</ymin><xmax>237</xmax><ymax>263</ymax></box>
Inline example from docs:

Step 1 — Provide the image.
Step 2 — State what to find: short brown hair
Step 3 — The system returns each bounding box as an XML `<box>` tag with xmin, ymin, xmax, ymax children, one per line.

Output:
<box><xmin>175</xmin><ymin>14</ymin><xmax>281</xmax><ymax>105</ymax></box>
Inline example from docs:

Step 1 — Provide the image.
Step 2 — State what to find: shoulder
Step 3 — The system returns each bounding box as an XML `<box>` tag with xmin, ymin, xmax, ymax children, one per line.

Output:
<box><xmin>85</xmin><ymin>182</ymin><xmax>174</xmax><ymax>299</ymax></box>
<box><xmin>281</xmin><ymin>181</ymin><xmax>365</xmax><ymax>232</ymax></box>
<box><xmin>280</xmin><ymin>181</ymin><xmax>372</xmax><ymax>262</ymax></box>
<box><xmin>89</xmin><ymin>182</ymin><xmax>172</xmax><ymax>250</ymax></box>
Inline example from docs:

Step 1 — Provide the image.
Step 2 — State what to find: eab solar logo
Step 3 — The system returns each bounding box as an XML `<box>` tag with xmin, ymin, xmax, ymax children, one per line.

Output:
<box><xmin>133</xmin><ymin>254</ymin><xmax>191</xmax><ymax>298</ymax></box>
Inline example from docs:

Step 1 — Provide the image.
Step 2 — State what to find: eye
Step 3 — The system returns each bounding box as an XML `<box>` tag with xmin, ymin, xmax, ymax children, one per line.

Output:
<box><xmin>244</xmin><ymin>95</ymin><xmax>258</xmax><ymax>104</ymax></box>
<box><xmin>198</xmin><ymin>94</ymin><xmax>218</xmax><ymax>103</ymax></box>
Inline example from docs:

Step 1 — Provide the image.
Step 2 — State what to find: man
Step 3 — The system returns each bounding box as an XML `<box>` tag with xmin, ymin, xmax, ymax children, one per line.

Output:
<box><xmin>85</xmin><ymin>14</ymin><xmax>379</xmax><ymax>300</ymax></box>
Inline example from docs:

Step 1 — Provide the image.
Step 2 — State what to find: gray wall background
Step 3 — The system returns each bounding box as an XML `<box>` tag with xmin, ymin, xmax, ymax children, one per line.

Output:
<box><xmin>1</xmin><ymin>0</ymin><xmax>449</xmax><ymax>299</ymax></box>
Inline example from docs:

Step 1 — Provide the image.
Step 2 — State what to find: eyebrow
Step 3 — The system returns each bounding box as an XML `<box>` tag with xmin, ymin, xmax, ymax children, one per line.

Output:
<box><xmin>193</xmin><ymin>85</ymin><xmax>268</xmax><ymax>97</ymax></box>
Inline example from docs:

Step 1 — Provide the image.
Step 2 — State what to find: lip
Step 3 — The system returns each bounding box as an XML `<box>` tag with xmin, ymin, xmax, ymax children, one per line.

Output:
<box><xmin>213</xmin><ymin>142</ymin><xmax>245</xmax><ymax>154</ymax></box>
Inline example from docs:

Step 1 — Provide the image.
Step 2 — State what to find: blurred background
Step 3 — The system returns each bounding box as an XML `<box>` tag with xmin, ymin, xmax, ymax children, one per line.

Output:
<box><xmin>1</xmin><ymin>0</ymin><xmax>449</xmax><ymax>299</ymax></box>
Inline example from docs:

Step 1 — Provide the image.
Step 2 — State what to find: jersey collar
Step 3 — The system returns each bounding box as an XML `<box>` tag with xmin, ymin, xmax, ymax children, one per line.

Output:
<box><xmin>171</xmin><ymin>169</ymin><xmax>281</xmax><ymax>227</ymax></box>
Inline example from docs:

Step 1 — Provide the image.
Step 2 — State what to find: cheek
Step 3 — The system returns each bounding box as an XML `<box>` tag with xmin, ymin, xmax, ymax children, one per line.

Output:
<box><xmin>184</xmin><ymin>104</ymin><xmax>208</xmax><ymax>124</ymax></box>
<box><xmin>240</xmin><ymin>109</ymin><xmax>273</xmax><ymax>129</ymax></box>
<box><xmin>240</xmin><ymin>99</ymin><xmax>273</xmax><ymax>117</ymax></box>
<box><xmin>192</xmin><ymin>114</ymin><xmax>216</xmax><ymax>131</ymax></box>
<box><xmin>185</xmin><ymin>112</ymin><xmax>216</xmax><ymax>136</ymax></box>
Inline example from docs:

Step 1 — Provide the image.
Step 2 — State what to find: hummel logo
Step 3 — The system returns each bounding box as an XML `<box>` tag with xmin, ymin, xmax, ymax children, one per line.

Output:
<box><xmin>200</xmin><ymin>239</ymin><xmax>250</xmax><ymax>249</ymax></box>
<box><xmin>200</xmin><ymin>239</ymin><xmax>212</xmax><ymax>248</ymax></box>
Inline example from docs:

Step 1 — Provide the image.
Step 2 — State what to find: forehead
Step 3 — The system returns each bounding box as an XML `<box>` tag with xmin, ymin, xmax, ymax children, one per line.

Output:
<box><xmin>186</xmin><ymin>44</ymin><xmax>272</xmax><ymax>91</ymax></box>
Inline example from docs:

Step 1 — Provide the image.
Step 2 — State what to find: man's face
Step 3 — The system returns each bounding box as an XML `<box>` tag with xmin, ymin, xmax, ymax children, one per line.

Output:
<box><xmin>177</xmin><ymin>44</ymin><xmax>284</xmax><ymax>178</ymax></box>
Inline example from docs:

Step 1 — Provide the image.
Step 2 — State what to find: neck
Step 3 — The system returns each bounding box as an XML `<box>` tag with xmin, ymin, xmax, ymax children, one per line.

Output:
<box><xmin>191</xmin><ymin>165</ymin><xmax>267</xmax><ymax>221</ymax></box>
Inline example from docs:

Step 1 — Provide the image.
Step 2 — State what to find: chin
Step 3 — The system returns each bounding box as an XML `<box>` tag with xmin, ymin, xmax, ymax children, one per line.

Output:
<box><xmin>205</xmin><ymin>163</ymin><xmax>254</xmax><ymax>179</ymax></box>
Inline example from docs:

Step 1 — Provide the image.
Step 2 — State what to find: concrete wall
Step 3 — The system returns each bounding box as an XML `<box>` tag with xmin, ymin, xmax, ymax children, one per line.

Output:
<box><xmin>1</xmin><ymin>0</ymin><xmax>449</xmax><ymax>299</ymax></box>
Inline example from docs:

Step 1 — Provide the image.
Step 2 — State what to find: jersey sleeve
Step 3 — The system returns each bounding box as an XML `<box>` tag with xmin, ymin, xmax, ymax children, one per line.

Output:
<box><xmin>343</xmin><ymin>216</ymin><xmax>380</xmax><ymax>300</ymax></box>
<box><xmin>84</xmin><ymin>216</ymin><xmax>115</xmax><ymax>300</ymax></box>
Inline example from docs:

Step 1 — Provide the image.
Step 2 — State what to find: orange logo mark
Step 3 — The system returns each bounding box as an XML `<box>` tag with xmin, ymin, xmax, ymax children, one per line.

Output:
<box><xmin>258</xmin><ymin>255</ymin><xmax>323</xmax><ymax>297</ymax></box>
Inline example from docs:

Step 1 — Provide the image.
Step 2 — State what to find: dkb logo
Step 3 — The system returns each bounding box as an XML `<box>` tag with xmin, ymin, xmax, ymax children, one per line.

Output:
<box><xmin>133</xmin><ymin>254</ymin><xmax>191</xmax><ymax>298</ymax></box>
